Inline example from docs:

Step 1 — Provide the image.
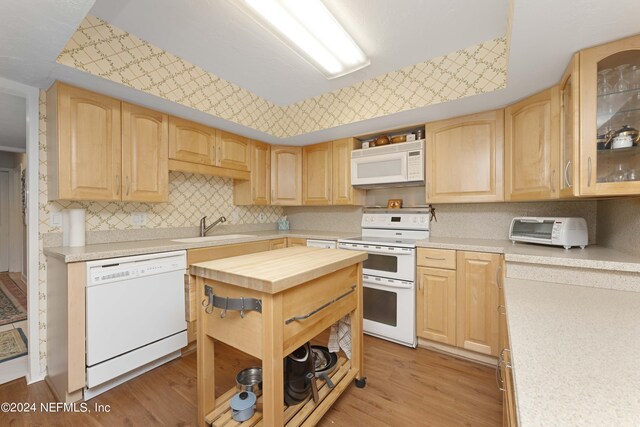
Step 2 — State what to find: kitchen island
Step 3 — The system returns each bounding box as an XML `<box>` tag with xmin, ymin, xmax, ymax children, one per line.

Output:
<box><xmin>191</xmin><ymin>246</ymin><xmax>368</xmax><ymax>426</ymax></box>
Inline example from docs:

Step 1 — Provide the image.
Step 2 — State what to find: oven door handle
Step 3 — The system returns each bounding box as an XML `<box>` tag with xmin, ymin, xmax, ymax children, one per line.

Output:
<box><xmin>340</xmin><ymin>245</ymin><xmax>414</xmax><ymax>256</ymax></box>
<box><xmin>363</xmin><ymin>279</ymin><xmax>414</xmax><ymax>290</ymax></box>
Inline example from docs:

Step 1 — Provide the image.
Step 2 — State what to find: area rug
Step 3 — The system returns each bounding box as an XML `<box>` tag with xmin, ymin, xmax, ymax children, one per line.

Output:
<box><xmin>0</xmin><ymin>328</ymin><xmax>28</xmax><ymax>363</ymax></box>
<box><xmin>0</xmin><ymin>273</ymin><xmax>27</xmax><ymax>327</ymax></box>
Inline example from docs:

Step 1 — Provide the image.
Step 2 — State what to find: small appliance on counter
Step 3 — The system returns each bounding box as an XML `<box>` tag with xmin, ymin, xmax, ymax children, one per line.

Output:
<box><xmin>509</xmin><ymin>217</ymin><xmax>588</xmax><ymax>249</ymax></box>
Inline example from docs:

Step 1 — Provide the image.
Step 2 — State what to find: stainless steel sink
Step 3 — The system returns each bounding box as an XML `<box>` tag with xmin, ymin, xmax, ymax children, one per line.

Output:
<box><xmin>171</xmin><ymin>234</ymin><xmax>257</xmax><ymax>243</ymax></box>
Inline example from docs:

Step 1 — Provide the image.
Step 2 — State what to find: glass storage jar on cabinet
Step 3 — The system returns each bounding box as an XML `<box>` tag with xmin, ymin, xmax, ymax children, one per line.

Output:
<box><xmin>580</xmin><ymin>34</ymin><xmax>640</xmax><ymax>196</ymax></box>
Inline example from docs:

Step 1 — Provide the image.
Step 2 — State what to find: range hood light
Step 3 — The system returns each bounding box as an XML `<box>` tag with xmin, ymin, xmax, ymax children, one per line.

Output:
<box><xmin>238</xmin><ymin>0</ymin><xmax>370</xmax><ymax>78</ymax></box>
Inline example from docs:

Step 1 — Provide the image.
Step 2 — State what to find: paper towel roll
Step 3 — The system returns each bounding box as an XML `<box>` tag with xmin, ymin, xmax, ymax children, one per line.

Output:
<box><xmin>67</xmin><ymin>209</ymin><xmax>86</xmax><ymax>247</ymax></box>
<box><xmin>62</xmin><ymin>211</ymin><xmax>70</xmax><ymax>246</ymax></box>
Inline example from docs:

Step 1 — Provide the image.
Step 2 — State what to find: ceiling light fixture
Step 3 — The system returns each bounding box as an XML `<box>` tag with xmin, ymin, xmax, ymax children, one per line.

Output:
<box><xmin>234</xmin><ymin>0</ymin><xmax>370</xmax><ymax>79</ymax></box>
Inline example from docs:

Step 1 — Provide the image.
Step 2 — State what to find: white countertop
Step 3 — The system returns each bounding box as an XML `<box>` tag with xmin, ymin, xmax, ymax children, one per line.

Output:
<box><xmin>43</xmin><ymin>230</ymin><xmax>360</xmax><ymax>263</ymax></box>
<box><xmin>416</xmin><ymin>237</ymin><xmax>640</xmax><ymax>273</ymax></box>
<box><xmin>505</xmin><ymin>278</ymin><xmax>640</xmax><ymax>426</ymax></box>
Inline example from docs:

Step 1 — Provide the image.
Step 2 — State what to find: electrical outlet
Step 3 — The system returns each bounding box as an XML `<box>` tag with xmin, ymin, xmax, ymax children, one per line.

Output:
<box><xmin>130</xmin><ymin>212</ymin><xmax>147</xmax><ymax>226</ymax></box>
<box><xmin>258</xmin><ymin>213</ymin><xmax>266</xmax><ymax>223</ymax></box>
<box><xmin>50</xmin><ymin>212</ymin><xmax>62</xmax><ymax>227</ymax></box>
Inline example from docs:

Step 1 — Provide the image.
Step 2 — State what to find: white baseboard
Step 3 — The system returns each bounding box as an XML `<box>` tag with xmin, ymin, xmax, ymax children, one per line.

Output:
<box><xmin>0</xmin><ymin>355</ymin><xmax>28</xmax><ymax>385</ymax></box>
<box><xmin>417</xmin><ymin>338</ymin><xmax>497</xmax><ymax>366</ymax></box>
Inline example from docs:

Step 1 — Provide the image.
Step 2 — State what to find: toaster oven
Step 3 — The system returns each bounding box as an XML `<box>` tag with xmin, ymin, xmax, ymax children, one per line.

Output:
<box><xmin>509</xmin><ymin>217</ymin><xmax>588</xmax><ymax>249</ymax></box>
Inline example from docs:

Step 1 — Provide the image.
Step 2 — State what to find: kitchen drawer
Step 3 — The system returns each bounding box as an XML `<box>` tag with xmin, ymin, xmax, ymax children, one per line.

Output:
<box><xmin>417</xmin><ymin>248</ymin><xmax>456</xmax><ymax>269</ymax></box>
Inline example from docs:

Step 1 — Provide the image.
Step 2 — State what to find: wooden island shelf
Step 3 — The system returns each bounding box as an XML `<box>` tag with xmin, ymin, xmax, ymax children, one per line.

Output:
<box><xmin>191</xmin><ymin>247</ymin><xmax>368</xmax><ymax>426</ymax></box>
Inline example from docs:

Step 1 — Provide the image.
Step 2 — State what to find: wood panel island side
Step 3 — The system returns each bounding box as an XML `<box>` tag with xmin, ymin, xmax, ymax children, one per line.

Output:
<box><xmin>190</xmin><ymin>246</ymin><xmax>368</xmax><ymax>426</ymax></box>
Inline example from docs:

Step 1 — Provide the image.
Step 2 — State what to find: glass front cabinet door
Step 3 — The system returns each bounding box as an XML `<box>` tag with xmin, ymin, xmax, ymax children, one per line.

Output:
<box><xmin>580</xmin><ymin>34</ymin><xmax>640</xmax><ymax>196</ymax></box>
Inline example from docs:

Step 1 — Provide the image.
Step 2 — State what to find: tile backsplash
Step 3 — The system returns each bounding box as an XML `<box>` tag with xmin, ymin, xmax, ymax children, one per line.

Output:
<box><xmin>41</xmin><ymin>171</ymin><xmax>283</xmax><ymax>234</ymax></box>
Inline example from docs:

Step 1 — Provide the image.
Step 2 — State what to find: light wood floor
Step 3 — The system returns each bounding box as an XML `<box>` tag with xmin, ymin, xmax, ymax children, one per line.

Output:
<box><xmin>0</xmin><ymin>336</ymin><xmax>502</xmax><ymax>426</ymax></box>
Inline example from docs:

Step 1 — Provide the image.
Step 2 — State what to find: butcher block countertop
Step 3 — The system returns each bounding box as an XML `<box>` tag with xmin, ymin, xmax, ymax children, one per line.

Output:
<box><xmin>190</xmin><ymin>246</ymin><xmax>367</xmax><ymax>294</ymax></box>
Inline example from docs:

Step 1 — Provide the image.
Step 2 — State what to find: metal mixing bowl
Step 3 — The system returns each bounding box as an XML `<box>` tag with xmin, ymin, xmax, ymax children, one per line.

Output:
<box><xmin>236</xmin><ymin>367</ymin><xmax>262</xmax><ymax>395</ymax></box>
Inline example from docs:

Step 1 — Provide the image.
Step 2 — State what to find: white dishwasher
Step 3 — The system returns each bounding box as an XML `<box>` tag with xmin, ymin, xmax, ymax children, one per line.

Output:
<box><xmin>306</xmin><ymin>239</ymin><xmax>337</xmax><ymax>249</ymax></box>
<box><xmin>85</xmin><ymin>250</ymin><xmax>187</xmax><ymax>399</ymax></box>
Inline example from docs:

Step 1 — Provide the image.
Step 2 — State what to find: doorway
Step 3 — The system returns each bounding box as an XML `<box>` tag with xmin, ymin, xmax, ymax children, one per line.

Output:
<box><xmin>0</xmin><ymin>76</ymin><xmax>40</xmax><ymax>385</ymax></box>
<box><xmin>0</xmin><ymin>137</ymin><xmax>29</xmax><ymax>385</ymax></box>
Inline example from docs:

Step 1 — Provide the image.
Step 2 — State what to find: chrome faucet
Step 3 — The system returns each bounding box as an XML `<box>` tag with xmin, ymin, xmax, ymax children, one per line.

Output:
<box><xmin>199</xmin><ymin>215</ymin><xmax>227</xmax><ymax>237</ymax></box>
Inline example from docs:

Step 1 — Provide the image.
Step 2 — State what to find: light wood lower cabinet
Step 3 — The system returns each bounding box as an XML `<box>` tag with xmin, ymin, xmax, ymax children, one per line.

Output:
<box><xmin>498</xmin><ymin>283</ymin><xmax>518</xmax><ymax>426</ymax></box>
<box><xmin>271</xmin><ymin>146</ymin><xmax>302</xmax><ymax>205</ymax></box>
<box><xmin>456</xmin><ymin>251</ymin><xmax>501</xmax><ymax>356</ymax></box>
<box><xmin>425</xmin><ymin>110</ymin><xmax>504</xmax><ymax>203</ymax></box>
<box><xmin>417</xmin><ymin>267</ymin><xmax>457</xmax><ymax>345</ymax></box>
<box><xmin>505</xmin><ymin>87</ymin><xmax>561</xmax><ymax>201</ymax></box>
<box><xmin>269</xmin><ymin>238</ymin><xmax>286</xmax><ymax>249</ymax></box>
<box><xmin>234</xmin><ymin>140</ymin><xmax>270</xmax><ymax>205</ymax></box>
<box><xmin>287</xmin><ymin>237</ymin><xmax>307</xmax><ymax>247</ymax></box>
<box><xmin>303</xmin><ymin>142</ymin><xmax>332</xmax><ymax>205</ymax></box>
<box><xmin>417</xmin><ymin>248</ymin><xmax>502</xmax><ymax>357</ymax></box>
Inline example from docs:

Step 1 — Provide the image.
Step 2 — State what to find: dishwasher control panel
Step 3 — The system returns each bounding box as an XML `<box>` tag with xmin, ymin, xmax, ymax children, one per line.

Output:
<box><xmin>87</xmin><ymin>251</ymin><xmax>187</xmax><ymax>286</ymax></box>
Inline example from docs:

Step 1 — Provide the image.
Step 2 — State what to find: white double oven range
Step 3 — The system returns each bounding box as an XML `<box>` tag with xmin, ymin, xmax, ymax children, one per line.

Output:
<box><xmin>338</xmin><ymin>211</ymin><xmax>430</xmax><ymax>348</ymax></box>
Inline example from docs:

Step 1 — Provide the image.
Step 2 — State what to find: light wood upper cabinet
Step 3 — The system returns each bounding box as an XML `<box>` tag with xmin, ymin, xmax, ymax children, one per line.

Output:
<box><xmin>47</xmin><ymin>83</ymin><xmax>122</xmax><ymax>201</ymax></box>
<box><xmin>168</xmin><ymin>116</ymin><xmax>216</xmax><ymax>166</ymax></box>
<box><xmin>425</xmin><ymin>110</ymin><xmax>504</xmax><ymax>203</ymax></box>
<box><xmin>331</xmin><ymin>138</ymin><xmax>364</xmax><ymax>205</ymax></box>
<box><xmin>559</xmin><ymin>54</ymin><xmax>580</xmax><ymax>198</ymax></box>
<box><xmin>579</xmin><ymin>34</ymin><xmax>640</xmax><ymax>196</ymax></box>
<box><xmin>303</xmin><ymin>142</ymin><xmax>332</xmax><ymax>205</ymax></box>
<box><xmin>417</xmin><ymin>267</ymin><xmax>457</xmax><ymax>346</ymax></box>
<box><xmin>505</xmin><ymin>87</ymin><xmax>561</xmax><ymax>201</ymax></box>
<box><xmin>234</xmin><ymin>140</ymin><xmax>270</xmax><ymax>205</ymax></box>
<box><xmin>121</xmin><ymin>103</ymin><xmax>168</xmax><ymax>202</ymax></box>
<box><xmin>456</xmin><ymin>251</ymin><xmax>501</xmax><ymax>356</ymax></box>
<box><xmin>271</xmin><ymin>145</ymin><xmax>302</xmax><ymax>205</ymax></box>
<box><xmin>216</xmin><ymin>130</ymin><xmax>250</xmax><ymax>171</ymax></box>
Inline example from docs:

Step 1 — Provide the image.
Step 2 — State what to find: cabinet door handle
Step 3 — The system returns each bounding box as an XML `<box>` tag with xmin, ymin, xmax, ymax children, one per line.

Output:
<box><xmin>550</xmin><ymin>169</ymin><xmax>556</xmax><ymax>193</ymax></box>
<box><xmin>126</xmin><ymin>176</ymin><xmax>131</xmax><ymax>196</ymax></box>
<box><xmin>423</xmin><ymin>256</ymin><xmax>446</xmax><ymax>261</ymax></box>
<box><xmin>496</xmin><ymin>348</ymin><xmax>506</xmax><ymax>391</ymax></box>
<box><xmin>115</xmin><ymin>174</ymin><xmax>120</xmax><ymax>195</ymax></box>
<box><xmin>426</xmin><ymin>181</ymin><xmax>431</xmax><ymax>199</ymax></box>
<box><xmin>496</xmin><ymin>266</ymin><xmax>502</xmax><ymax>289</ymax></box>
<box><xmin>564</xmin><ymin>160</ymin><xmax>572</xmax><ymax>188</ymax></box>
<box><xmin>418</xmin><ymin>276</ymin><xmax>423</xmax><ymax>291</ymax></box>
<box><xmin>587</xmin><ymin>157</ymin><xmax>592</xmax><ymax>187</ymax></box>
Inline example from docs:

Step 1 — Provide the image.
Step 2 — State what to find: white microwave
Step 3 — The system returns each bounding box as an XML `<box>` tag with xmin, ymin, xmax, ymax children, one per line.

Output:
<box><xmin>351</xmin><ymin>140</ymin><xmax>424</xmax><ymax>187</ymax></box>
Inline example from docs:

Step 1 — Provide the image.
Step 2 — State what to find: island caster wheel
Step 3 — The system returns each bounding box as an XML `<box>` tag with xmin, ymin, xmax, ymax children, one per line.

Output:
<box><xmin>355</xmin><ymin>377</ymin><xmax>367</xmax><ymax>388</ymax></box>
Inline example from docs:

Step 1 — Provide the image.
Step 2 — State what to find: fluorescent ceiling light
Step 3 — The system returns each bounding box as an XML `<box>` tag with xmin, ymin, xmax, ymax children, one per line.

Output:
<box><xmin>235</xmin><ymin>0</ymin><xmax>370</xmax><ymax>79</ymax></box>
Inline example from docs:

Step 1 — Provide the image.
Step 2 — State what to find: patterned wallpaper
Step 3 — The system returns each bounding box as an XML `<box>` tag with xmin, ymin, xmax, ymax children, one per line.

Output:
<box><xmin>36</xmin><ymin>91</ymin><xmax>283</xmax><ymax>374</ymax></box>
<box><xmin>57</xmin><ymin>15</ymin><xmax>508</xmax><ymax>139</ymax></box>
